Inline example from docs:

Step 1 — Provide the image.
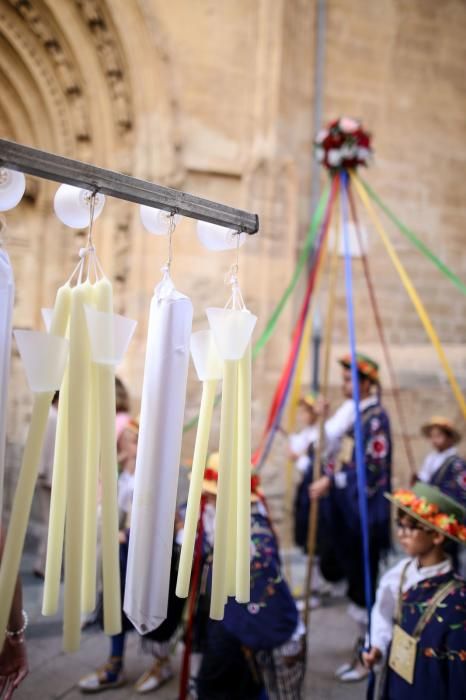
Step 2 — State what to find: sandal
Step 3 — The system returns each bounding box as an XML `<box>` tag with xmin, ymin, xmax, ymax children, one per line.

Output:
<box><xmin>79</xmin><ymin>656</ymin><xmax>126</xmax><ymax>693</ymax></box>
<box><xmin>134</xmin><ymin>656</ymin><xmax>174</xmax><ymax>694</ymax></box>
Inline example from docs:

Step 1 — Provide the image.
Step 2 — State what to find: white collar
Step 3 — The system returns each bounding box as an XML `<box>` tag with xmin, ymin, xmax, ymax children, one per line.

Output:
<box><xmin>432</xmin><ymin>446</ymin><xmax>457</xmax><ymax>460</ymax></box>
<box><xmin>414</xmin><ymin>556</ymin><xmax>452</xmax><ymax>579</ymax></box>
<box><xmin>359</xmin><ymin>396</ymin><xmax>378</xmax><ymax>411</ymax></box>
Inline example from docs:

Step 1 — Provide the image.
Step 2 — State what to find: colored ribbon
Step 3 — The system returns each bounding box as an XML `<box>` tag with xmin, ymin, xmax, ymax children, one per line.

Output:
<box><xmin>358</xmin><ymin>174</ymin><xmax>466</xmax><ymax>298</ymax></box>
<box><xmin>253</xmin><ymin>177</ymin><xmax>339</xmax><ymax>467</ymax></box>
<box><xmin>341</xmin><ymin>172</ymin><xmax>375</xmax><ymax>700</ymax></box>
<box><xmin>346</xmin><ymin>182</ymin><xmax>417</xmax><ymax>476</ymax></box>
<box><xmin>352</xmin><ymin>172</ymin><xmax>466</xmax><ymax>421</ymax></box>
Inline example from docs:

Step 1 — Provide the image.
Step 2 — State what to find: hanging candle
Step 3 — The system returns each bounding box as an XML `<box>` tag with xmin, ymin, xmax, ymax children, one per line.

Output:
<box><xmin>176</xmin><ymin>330</ymin><xmax>222</xmax><ymax>599</ymax></box>
<box><xmin>124</xmin><ymin>266</ymin><xmax>193</xmax><ymax>634</ymax></box>
<box><xmin>205</xmin><ymin>272</ymin><xmax>257</xmax><ymax>619</ymax></box>
<box><xmin>0</xmin><ymin>283</ymin><xmax>71</xmax><ymax>643</ymax></box>
<box><xmin>0</xmin><ymin>246</ymin><xmax>14</xmax><ymax>524</ymax></box>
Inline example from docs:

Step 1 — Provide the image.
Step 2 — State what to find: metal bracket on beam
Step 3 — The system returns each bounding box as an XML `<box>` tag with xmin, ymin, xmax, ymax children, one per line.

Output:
<box><xmin>0</xmin><ymin>139</ymin><xmax>259</xmax><ymax>234</ymax></box>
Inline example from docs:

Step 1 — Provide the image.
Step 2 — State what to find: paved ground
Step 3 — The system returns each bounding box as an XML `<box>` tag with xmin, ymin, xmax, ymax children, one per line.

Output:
<box><xmin>13</xmin><ymin>548</ymin><xmax>368</xmax><ymax>700</ymax></box>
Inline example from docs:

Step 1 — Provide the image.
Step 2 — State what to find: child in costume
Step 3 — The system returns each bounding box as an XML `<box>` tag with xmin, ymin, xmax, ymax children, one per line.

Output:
<box><xmin>363</xmin><ymin>482</ymin><xmax>466</xmax><ymax>699</ymax></box>
<box><xmin>193</xmin><ymin>455</ymin><xmax>305</xmax><ymax>700</ymax></box>
<box><xmin>418</xmin><ymin>416</ymin><xmax>466</xmax><ymax>508</ymax></box>
<box><xmin>310</xmin><ymin>352</ymin><xmax>392</xmax><ymax>682</ymax></box>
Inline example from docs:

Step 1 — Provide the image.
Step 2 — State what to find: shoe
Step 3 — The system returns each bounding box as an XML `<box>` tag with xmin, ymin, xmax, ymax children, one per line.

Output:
<box><xmin>339</xmin><ymin>661</ymin><xmax>369</xmax><ymax>683</ymax></box>
<box><xmin>335</xmin><ymin>662</ymin><xmax>353</xmax><ymax>679</ymax></box>
<box><xmin>296</xmin><ymin>595</ymin><xmax>321</xmax><ymax>612</ymax></box>
<box><xmin>134</xmin><ymin>657</ymin><xmax>174</xmax><ymax>694</ymax></box>
<box><xmin>78</xmin><ymin>657</ymin><xmax>126</xmax><ymax>693</ymax></box>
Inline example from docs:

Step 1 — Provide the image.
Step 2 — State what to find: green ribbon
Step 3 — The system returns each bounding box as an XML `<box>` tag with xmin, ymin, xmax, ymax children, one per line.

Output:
<box><xmin>252</xmin><ymin>184</ymin><xmax>330</xmax><ymax>358</ymax></box>
<box><xmin>183</xmin><ymin>184</ymin><xmax>331</xmax><ymax>433</ymax></box>
<box><xmin>360</xmin><ymin>176</ymin><xmax>466</xmax><ymax>297</ymax></box>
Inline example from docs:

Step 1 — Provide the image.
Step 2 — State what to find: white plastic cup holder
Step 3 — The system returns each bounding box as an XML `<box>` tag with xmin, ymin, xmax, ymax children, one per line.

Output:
<box><xmin>140</xmin><ymin>206</ymin><xmax>181</xmax><ymax>235</ymax></box>
<box><xmin>0</xmin><ymin>168</ymin><xmax>26</xmax><ymax>212</ymax></box>
<box><xmin>84</xmin><ymin>306</ymin><xmax>137</xmax><ymax>366</ymax></box>
<box><xmin>41</xmin><ymin>308</ymin><xmax>53</xmax><ymax>333</ymax></box>
<box><xmin>190</xmin><ymin>330</ymin><xmax>223</xmax><ymax>382</ymax></box>
<box><xmin>206</xmin><ymin>307</ymin><xmax>257</xmax><ymax>361</ymax></box>
<box><xmin>54</xmin><ymin>184</ymin><xmax>105</xmax><ymax>228</ymax></box>
<box><xmin>14</xmin><ymin>330</ymin><xmax>69</xmax><ymax>393</ymax></box>
<box><xmin>196</xmin><ymin>221</ymin><xmax>246</xmax><ymax>251</ymax></box>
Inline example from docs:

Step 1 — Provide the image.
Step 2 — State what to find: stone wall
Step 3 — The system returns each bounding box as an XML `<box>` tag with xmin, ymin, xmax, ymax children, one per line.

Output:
<box><xmin>1</xmin><ymin>0</ymin><xmax>465</xmax><ymax>525</ymax></box>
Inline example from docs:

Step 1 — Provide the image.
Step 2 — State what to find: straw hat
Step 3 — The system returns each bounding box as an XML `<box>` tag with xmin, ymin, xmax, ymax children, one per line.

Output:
<box><xmin>192</xmin><ymin>452</ymin><xmax>263</xmax><ymax>503</ymax></box>
<box><xmin>339</xmin><ymin>352</ymin><xmax>379</xmax><ymax>384</ymax></box>
<box><xmin>299</xmin><ymin>394</ymin><xmax>317</xmax><ymax>410</ymax></box>
<box><xmin>421</xmin><ymin>416</ymin><xmax>461</xmax><ymax>445</ymax></box>
<box><xmin>385</xmin><ymin>482</ymin><xmax>466</xmax><ymax>544</ymax></box>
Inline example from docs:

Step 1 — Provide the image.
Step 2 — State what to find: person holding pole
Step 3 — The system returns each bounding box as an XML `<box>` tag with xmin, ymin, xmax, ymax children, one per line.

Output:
<box><xmin>310</xmin><ymin>352</ymin><xmax>392</xmax><ymax>682</ymax></box>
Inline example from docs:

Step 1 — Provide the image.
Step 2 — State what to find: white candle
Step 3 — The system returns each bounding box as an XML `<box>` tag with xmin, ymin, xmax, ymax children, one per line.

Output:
<box><xmin>0</xmin><ymin>284</ymin><xmax>71</xmax><ymax>644</ymax></box>
<box><xmin>81</xmin><ymin>285</ymin><xmax>100</xmax><ymax>614</ymax></box>
<box><xmin>0</xmin><ymin>249</ymin><xmax>14</xmax><ymax>524</ymax></box>
<box><xmin>94</xmin><ymin>277</ymin><xmax>121</xmax><ymax>636</ymax></box>
<box><xmin>176</xmin><ymin>379</ymin><xmax>216</xmax><ymax>598</ymax></box>
<box><xmin>63</xmin><ymin>282</ymin><xmax>93</xmax><ymax>652</ymax></box>
<box><xmin>42</xmin><ymin>365</ymin><xmax>69</xmax><ymax>615</ymax></box>
<box><xmin>210</xmin><ymin>360</ymin><xmax>237</xmax><ymax>620</ymax></box>
<box><xmin>124</xmin><ymin>283</ymin><xmax>192</xmax><ymax>634</ymax></box>
<box><xmin>236</xmin><ymin>343</ymin><xmax>252</xmax><ymax>602</ymax></box>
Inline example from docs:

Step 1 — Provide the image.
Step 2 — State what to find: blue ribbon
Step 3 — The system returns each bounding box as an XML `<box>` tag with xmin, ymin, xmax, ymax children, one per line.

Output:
<box><xmin>340</xmin><ymin>171</ymin><xmax>375</xmax><ymax>699</ymax></box>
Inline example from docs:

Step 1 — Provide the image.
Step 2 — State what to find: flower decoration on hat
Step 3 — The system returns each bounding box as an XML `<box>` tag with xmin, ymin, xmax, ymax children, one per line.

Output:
<box><xmin>314</xmin><ymin>117</ymin><xmax>372</xmax><ymax>171</ymax></box>
<box><xmin>388</xmin><ymin>486</ymin><xmax>466</xmax><ymax>544</ymax></box>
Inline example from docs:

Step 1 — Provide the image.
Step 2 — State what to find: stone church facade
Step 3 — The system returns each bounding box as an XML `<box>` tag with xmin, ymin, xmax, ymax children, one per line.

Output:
<box><xmin>1</xmin><ymin>0</ymin><xmax>465</xmax><ymax>525</ymax></box>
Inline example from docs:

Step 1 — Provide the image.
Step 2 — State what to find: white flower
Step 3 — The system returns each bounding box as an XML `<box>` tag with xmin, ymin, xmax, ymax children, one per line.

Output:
<box><xmin>339</xmin><ymin>117</ymin><xmax>359</xmax><ymax>134</ymax></box>
<box><xmin>327</xmin><ymin>149</ymin><xmax>342</xmax><ymax>167</ymax></box>
<box><xmin>357</xmin><ymin>147</ymin><xmax>371</xmax><ymax>162</ymax></box>
<box><xmin>315</xmin><ymin>129</ymin><xmax>329</xmax><ymax>144</ymax></box>
<box><xmin>315</xmin><ymin>147</ymin><xmax>325</xmax><ymax>162</ymax></box>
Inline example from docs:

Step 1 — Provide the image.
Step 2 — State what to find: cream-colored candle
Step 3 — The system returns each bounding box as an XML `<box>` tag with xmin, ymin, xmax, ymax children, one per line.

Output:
<box><xmin>236</xmin><ymin>342</ymin><xmax>251</xmax><ymax>603</ymax></box>
<box><xmin>176</xmin><ymin>379</ymin><xmax>217</xmax><ymax>598</ymax></box>
<box><xmin>226</xmin><ymin>404</ymin><xmax>238</xmax><ymax>598</ymax></box>
<box><xmin>42</xmin><ymin>365</ymin><xmax>70</xmax><ymax>615</ymax></box>
<box><xmin>210</xmin><ymin>360</ymin><xmax>237</xmax><ymax>620</ymax></box>
<box><xmin>94</xmin><ymin>277</ymin><xmax>121</xmax><ymax>636</ymax></box>
<box><xmin>81</xmin><ymin>284</ymin><xmax>100</xmax><ymax>614</ymax></box>
<box><xmin>0</xmin><ymin>284</ymin><xmax>71</xmax><ymax>643</ymax></box>
<box><xmin>63</xmin><ymin>282</ymin><xmax>93</xmax><ymax>652</ymax></box>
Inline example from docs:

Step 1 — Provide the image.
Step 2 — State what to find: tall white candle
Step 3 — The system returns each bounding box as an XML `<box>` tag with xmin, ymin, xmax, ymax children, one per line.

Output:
<box><xmin>63</xmin><ymin>282</ymin><xmax>93</xmax><ymax>652</ymax></box>
<box><xmin>176</xmin><ymin>379</ymin><xmax>216</xmax><ymax>599</ymax></box>
<box><xmin>94</xmin><ymin>277</ymin><xmax>121</xmax><ymax>636</ymax></box>
<box><xmin>236</xmin><ymin>343</ymin><xmax>252</xmax><ymax>602</ymax></box>
<box><xmin>0</xmin><ymin>249</ymin><xmax>14</xmax><ymax>525</ymax></box>
<box><xmin>210</xmin><ymin>360</ymin><xmax>237</xmax><ymax>620</ymax></box>
<box><xmin>42</xmin><ymin>365</ymin><xmax>70</xmax><ymax>615</ymax></box>
<box><xmin>0</xmin><ymin>284</ymin><xmax>71</xmax><ymax>644</ymax></box>
<box><xmin>125</xmin><ymin>281</ymin><xmax>192</xmax><ymax>634</ymax></box>
<box><xmin>81</xmin><ymin>285</ymin><xmax>100</xmax><ymax>615</ymax></box>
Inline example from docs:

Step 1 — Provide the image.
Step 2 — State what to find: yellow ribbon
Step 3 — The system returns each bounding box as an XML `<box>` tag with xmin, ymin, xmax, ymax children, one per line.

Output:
<box><xmin>351</xmin><ymin>172</ymin><xmax>466</xmax><ymax>420</ymax></box>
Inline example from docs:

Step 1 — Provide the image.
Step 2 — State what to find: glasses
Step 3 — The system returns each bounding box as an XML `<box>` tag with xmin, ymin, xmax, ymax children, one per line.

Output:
<box><xmin>396</xmin><ymin>520</ymin><xmax>431</xmax><ymax>536</ymax></box>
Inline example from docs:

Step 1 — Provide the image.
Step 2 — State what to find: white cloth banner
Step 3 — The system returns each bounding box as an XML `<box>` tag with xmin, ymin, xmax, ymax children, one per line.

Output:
<box><xmin>124</xmin><ymin>276</ymin><xmax>192</xmax><ymax>633</ymax></box>
<box><xmin>0</xmin><ymin>249</ymin><xmax>14</xmax><ymax>524</ymax></box>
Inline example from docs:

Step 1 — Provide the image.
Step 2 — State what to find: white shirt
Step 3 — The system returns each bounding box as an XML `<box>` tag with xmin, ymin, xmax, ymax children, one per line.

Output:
<box><xmin>417</xmin><ymin>447</ymin><xmax>458</xmax><ymax>483</ymax></box>
<box><xmin>289</xmin><ymin>425</ymin><xmax>319</xmax><ymax>472</ymax></box>
<box><xmin>370</xmin><ymin>556</ymin><xmax>452</xmax><ymax>657</ymax></box>
<box><xmin>324</xmin><ymin>396</ymin><xmax>378</xmax><ymax>460</ymax></box>
<box><xmin>118</xmin><ymin>471</ymin><xmax>135</xmax><ymax>527</ymax></box>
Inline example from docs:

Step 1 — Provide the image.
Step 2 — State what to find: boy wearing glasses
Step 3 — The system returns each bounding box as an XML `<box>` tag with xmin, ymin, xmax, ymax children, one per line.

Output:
<box><xmin>363</xmin><ymin>483</ymin><xmax>466</xmax><ymax>699</ymax></box>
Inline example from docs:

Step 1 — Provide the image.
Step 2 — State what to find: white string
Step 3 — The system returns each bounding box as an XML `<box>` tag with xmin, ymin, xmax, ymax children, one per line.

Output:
<box><xmin>224</xmin><ymin>231</ymin><xmax>246</xmax><ymax>310</ymax></box>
